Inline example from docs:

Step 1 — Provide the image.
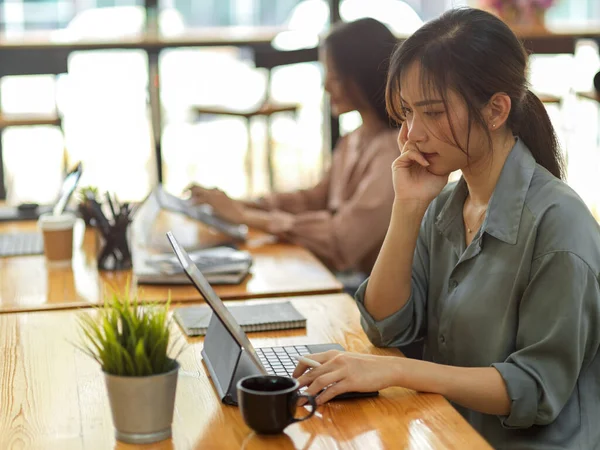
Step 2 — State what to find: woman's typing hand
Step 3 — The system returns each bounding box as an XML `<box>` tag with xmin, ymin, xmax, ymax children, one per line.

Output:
<box><xmin>186</xmin><ymin>184</ymin><xmax>247</xmax><ymax>224</ymax></box>
<box><xmin>292</xmin><ymin>350</ymin><xmax>401</xmax><ymax>405</ymax></box>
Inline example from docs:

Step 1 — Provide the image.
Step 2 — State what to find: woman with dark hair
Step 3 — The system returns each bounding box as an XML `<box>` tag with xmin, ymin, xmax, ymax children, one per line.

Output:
<box><xmin>189</xmin><ymin>18</ymin><xmax>399</xmax><ymax>278</ymax></box>
<box><xmin>294</xmin><ymin>8</ymin><xmax>600</xmax><ymax>448</ymax></box>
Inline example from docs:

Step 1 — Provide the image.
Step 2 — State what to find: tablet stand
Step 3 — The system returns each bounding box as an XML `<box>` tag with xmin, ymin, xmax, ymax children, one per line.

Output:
<box><xmin>201</xmin><ymin>313</ymin><xmax>262</xmax><ymax>405</ymax></box>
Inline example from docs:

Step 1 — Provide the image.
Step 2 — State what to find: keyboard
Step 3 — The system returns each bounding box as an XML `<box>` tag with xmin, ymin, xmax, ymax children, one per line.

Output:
<box><xmin>0</xmin><ymin>232</ymin><xmax>44</xmax><ymax>257</ymax></box>
<box><xmin>256</xmin><ymin>345</ymin><xmax>310</xmax><ymax>377</ymax></box>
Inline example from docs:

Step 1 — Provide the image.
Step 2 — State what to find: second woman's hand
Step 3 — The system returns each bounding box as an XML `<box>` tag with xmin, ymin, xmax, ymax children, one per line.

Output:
<box><xmin>292</xmin><ymin>350</ymin><xmax>401</xmax><ymax>405</ymax></box>
<box><xmin>186</xmin><ymin>184</ymin><xmax>247</xmax><ymax>224</ymax></box>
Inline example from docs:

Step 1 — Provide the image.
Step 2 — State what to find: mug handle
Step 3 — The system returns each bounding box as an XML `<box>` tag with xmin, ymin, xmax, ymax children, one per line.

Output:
<box><xmin>291</xmin><ymin>393</ymin><xmax>317</xmax><ymax>423</ymax></box>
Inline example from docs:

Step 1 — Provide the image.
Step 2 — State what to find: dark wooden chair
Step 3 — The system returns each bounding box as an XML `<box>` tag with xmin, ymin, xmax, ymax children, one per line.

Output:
<box><xmin>576</xmin><ymin>91</ymin><xmax>600</xmax><ymax>104</ymax></box>
<box><xmin>536</xmin><ymin>93</ymin><xmax>562</xmax><ymax>105</ymax></box>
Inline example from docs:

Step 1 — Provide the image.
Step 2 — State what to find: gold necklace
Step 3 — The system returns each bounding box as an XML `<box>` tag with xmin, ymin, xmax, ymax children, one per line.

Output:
<box><xmin>464</xmin><ymin>204</ymin><xmax>487</xmax><ymax>234</ymax></box>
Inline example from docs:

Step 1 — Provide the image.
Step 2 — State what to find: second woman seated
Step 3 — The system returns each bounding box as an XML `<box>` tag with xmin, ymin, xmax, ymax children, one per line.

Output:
<box><xmin>188</xmin><ymin>18</ymin><xmax>399</xmax><ymax>285</ymax></box>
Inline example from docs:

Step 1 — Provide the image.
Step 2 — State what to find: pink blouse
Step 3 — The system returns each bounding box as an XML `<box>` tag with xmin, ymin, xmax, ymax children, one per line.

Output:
<box><xmin>260</xmin><ymin>127</ymin><xmax>399</xmax><ymax>274</ymax></box>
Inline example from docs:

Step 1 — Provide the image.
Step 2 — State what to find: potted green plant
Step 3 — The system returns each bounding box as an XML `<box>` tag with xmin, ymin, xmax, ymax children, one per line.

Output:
<box><xmin>77</xmin><ymin>290</ymin><xmax>182</xmax><ymax>444</ymax></box>
<box><xmin>77</xmin><ymin>186</ymin><xmax>99</xmax><ymax>226</ymax></box>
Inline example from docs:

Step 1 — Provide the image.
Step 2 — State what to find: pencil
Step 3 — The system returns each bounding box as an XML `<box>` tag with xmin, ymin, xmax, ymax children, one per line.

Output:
<box><xmin>105</xmin><ymin>192</ymin><xmax>117</xmax><ymax>221</ymax></box>
<box><xmin>292</xmin><ymin>354</ymin><xmax>321</xmax><ymax>368</ymax></box>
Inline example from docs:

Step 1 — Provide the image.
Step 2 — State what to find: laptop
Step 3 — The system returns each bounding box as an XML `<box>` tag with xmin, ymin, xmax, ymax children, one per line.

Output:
<box><xmin>155</xmin><ymin>186</ymin><xmax>248</xmax><ymax>242</ymax></box>
<box><xmin>0</xmin><ymin>162</ymin><xmax>83</xmax><ymax>223</ymax></box>
<box><xmin>131</xmin><ymin>189</ymin><xmax>252</xmax><ymax>285</ymax></box>
<box><xmin>166</xmin><ymin>231</ymin><xmax>378</xmax><ymax>405</ymax></box>
<box><xmin>0</xmin><ymin>163</ymin><xmax>83</xmax><ymax>258</ymax></box>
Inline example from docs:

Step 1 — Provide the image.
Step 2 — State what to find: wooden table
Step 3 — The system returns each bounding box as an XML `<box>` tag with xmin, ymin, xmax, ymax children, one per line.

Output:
<box><xmin>2</xmin><ymin>24</ymin><xmax>597</xmax><ymax>55</ymax></box>
<box><xmin>512</xmin><ymin>25</ymin><xmax>600</xmax><ymax>54</ymax></box>
<box><xmin>0</xmin><ymin>27</ymin><xmax>286</xmax><ymax>51</ymax></box>
<box><xmin>0</xmin><ymin>293</ymin><xmax>491</xmax><ymax>449</ymax></box>
<box><xmin>0</xmin><ymin>214</ymin><xmax>342</xmax><ymax>313</ymax></box>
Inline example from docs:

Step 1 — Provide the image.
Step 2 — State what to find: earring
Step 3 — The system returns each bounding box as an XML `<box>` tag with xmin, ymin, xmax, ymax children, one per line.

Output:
<box><xmin>492</xmin><ymin>123</ymin><xmax>496</xmax><ymax>128</ymax></box>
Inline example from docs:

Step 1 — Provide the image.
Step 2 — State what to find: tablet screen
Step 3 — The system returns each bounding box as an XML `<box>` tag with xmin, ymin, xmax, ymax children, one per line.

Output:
<box><xmin>166</xmin><ymin>231</ymin><xmax>267</xmax><ymax>375</ymax></box>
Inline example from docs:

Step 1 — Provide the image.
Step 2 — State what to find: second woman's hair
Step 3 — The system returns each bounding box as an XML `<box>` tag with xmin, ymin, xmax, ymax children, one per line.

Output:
<box><xmin>324</xmin><ymin>18</ymin><xmax>398</xmax><ymax>127</ymax></box>
<box><xmin>385</xmin><ymin>8</ymin><xmax>564</xmax><ymax>179</ymax></box>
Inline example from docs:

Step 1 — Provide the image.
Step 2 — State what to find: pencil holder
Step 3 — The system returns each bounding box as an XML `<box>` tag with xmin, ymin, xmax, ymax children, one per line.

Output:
<box><xmin>97</xmin><ymin>221</ymin><xmax>132</xmax><ymax>271</ymax></box>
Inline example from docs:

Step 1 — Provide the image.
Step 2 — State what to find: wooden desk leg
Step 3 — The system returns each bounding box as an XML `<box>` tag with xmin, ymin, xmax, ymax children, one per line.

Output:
<box><xmin>245</xmin><ymin>116</ymin><xmax>254</xmax><ymax>196</ymax></box>
<box><xmin>148</xmin><ymin>49</ymin><xmax>163</xmax><ymax>184</ymax></box>
<box><xmin>266</xmin><ymin>114</ymin><xmax>275</xmax><ymax>191</ymax></box>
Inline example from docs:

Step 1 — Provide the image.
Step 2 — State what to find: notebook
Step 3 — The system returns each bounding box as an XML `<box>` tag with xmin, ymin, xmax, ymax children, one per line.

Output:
<box><xmin>135</xmin><ymin>246</ymin><xmax>253</xmax><ymax>285</ymax></box>
<box><xmin>174</xmin><ymin>301</ymin><xmax>307</xmax><ymax>336</ymax></box>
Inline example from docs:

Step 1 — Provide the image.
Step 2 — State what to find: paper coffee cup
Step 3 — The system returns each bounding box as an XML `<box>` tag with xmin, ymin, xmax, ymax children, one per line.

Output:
<box><xmin>38</xmin><ymin>212</ymin><xmax>76</xmax><ymax>267</ymax></box>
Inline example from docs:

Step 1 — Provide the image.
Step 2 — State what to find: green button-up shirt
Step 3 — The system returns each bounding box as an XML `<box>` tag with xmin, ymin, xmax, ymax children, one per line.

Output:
<box><xmin>355</xmin><ymin>139</ymin><xmax>600</xmax><ymax>449</ymax></box>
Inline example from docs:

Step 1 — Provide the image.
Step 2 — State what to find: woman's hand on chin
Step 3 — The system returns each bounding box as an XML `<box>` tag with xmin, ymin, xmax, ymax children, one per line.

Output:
<box><xmin>393</xmin><ymin>123</ymin><xmax>449</xmax><ymax>206</ymax></box>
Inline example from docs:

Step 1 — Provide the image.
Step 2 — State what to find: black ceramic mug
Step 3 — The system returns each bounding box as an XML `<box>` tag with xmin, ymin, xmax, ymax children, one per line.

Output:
<box><xmin>237</xmin><ymin>375</ymin><xmax>317</xmax><ymax>434</ymax></box>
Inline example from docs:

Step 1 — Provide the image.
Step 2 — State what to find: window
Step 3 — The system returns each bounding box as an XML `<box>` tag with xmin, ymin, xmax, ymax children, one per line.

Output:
<box><xmin>0</xmin><ymin>0</ymin><xmax>303</xmax><ymax>31</ymax></box>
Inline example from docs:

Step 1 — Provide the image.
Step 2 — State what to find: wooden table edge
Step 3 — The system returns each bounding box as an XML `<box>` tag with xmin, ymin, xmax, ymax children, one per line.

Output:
<box><xmin>0</xmin><ymin>284</ymin><xmax>344</xmax><ymax>315</ymax></box>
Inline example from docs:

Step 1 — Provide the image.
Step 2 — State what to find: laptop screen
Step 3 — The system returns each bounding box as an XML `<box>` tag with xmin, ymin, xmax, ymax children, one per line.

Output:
<box><xmin>166</xmin><ymin>231</ymin><xmax>267</xmax><ymax>375</ymax></box>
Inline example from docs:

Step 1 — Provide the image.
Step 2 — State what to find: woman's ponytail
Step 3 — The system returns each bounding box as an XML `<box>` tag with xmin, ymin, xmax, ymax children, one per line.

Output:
<box><xmin>510</xmin><ymin>89</ymin><xmax>565</xmax><ymax>179</ymax></box>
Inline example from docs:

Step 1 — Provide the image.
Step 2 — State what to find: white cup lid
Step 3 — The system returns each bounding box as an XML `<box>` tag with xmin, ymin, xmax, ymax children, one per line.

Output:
<box><xmin>38</xmin><ymin>212</ymin><xmax>77</xmax><ymax>231</ymax></box>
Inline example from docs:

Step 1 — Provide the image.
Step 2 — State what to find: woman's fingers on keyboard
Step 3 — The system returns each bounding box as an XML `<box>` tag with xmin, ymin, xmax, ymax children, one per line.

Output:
<box><xmin>292</xmin><ymin>350</ymin><xmax>340</xmax><ymax>379</ymax></box>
